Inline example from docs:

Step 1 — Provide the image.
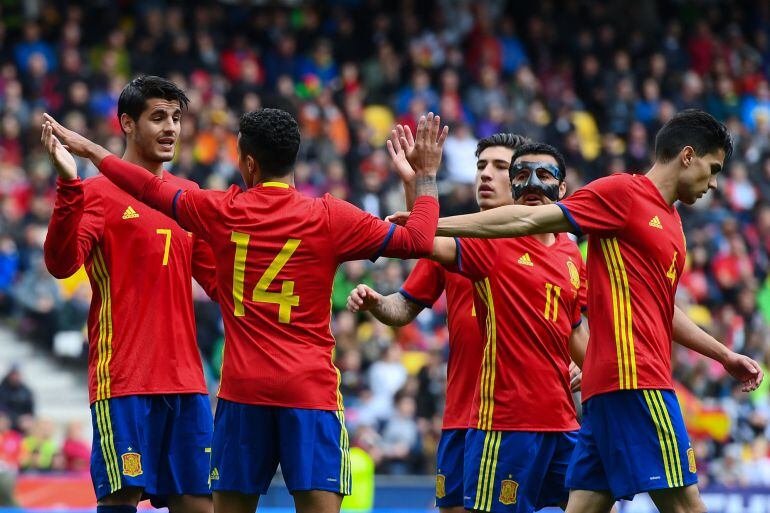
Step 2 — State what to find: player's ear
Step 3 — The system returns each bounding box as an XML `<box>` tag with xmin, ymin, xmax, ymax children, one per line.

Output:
<box><xmin>680</xmin><ymin>146</ymin><xmax>695</xmax><ymax>167</ymax></box>
<box><xmin>120</xmin><ymin>113</ymin><xmax>134</xmax><ymax>135</ymax></box>
<box><xmin>247</xmin><ymin>155</ymin><xmax>259</xmax><ymax>184</ymax></box>
<box><xmin>558</xmin><ymin>180</ymin><xmax>567</xmax><ymax>200</ymax></box>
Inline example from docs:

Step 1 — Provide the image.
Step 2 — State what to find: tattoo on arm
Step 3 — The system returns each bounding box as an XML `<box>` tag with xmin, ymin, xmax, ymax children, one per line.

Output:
<box><xmin>415</xmin><ymin>176</ymin><xmax>438</xmax><ymax>201</ymax></box>
<box><xmin>370</xmin><ymin>293</ymin><xmax>424</xmax><ymax>327</ymax></box>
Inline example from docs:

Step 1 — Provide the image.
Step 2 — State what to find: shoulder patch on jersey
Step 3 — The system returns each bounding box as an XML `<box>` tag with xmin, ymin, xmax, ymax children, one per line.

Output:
<box><xmin>648</xmin><ymin>216</ymin><xmax>662</xmax><ymax>229</ymax></box>
<box><xmin>517</xmin><ymin>253</ymin><xmax>533</xmax><ymax>267</ymax></box>
<box><xmin>687</xmin><ymin>447</ymin><xmax>696</xmax><ymax>473</ymax></box>
<box><xmin>122</xmin><ymin>206</ymin><xmax>139</xmax><ymax>220</ymax></box>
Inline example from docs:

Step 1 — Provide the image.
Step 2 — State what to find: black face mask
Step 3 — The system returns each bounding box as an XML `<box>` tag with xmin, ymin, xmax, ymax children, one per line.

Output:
<box><xmin>509</xmin><ymin>161</ymin><xmax>564</xmax><ymax>201</ymax></box>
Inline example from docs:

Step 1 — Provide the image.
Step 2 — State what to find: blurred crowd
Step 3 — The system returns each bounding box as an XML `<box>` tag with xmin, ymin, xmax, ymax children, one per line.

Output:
<box><xmin>1</xmin><ymin>0</ymin><xmax>770</xmax><ymax>484</ymax></box>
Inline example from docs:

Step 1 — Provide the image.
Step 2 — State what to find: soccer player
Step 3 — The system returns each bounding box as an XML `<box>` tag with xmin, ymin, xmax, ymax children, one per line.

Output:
<box><xmin>347</xmin><ymin>132</ymin><xmax>523</xmax><ymax>513</ymax></box>
<box><xmin>44</xmin><ymin>108</ymin><xmax>445</xmax><ymax>513</ymax></box>
<box><xmin>427</xmin><ymin>110</ymin><xmax>763</xmax><ymax>513</ymax></box>
<box><xmin>355</xmin><ymin>137</ymin><xmax>595</xmax><ymax>513</ymax></box>
<box><xmin>41</xmin><ymin>77</ymin><xmax>216</xmax><ymax>513</ymax></box>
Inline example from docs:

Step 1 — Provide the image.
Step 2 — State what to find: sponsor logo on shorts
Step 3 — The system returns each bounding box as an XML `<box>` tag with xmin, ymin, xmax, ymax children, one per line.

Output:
<box><xmin>210</xmin><ymin>468</ymin><xmax>219</xmax><ymax>481</ymax></box>
<box><xmin>499</xmin><ymin>479</ymin><xmax>518</xmax><ymax>505</ymax></box>
<box><xmin>436</xmin><ymin>473</ymin><xmax>446</xmax><ymax>499</ymax></box>
<box><xmin>687</xmin><ymin>448</ymin><xmax>697</xmax><ymax>473</ymax></box>
<box><xmin>121</xmin><ymin>452</ymin><xmax>143</xmax><ymax>477</ymax></box>
<box><xmin>649</xmin><ymin>475</ymin><xmax>661</xmax><ymax>481</ymax></box>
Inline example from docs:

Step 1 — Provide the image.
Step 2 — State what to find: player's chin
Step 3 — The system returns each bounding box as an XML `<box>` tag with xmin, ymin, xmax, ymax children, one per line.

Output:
<box><xmin>153</xmin><ymin>148</ymin><xmax>176</xmax><ymax>162</ymax></box>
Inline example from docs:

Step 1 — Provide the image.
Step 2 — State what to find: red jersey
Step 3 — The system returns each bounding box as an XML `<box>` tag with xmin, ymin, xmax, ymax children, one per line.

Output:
<box><xmin>557</xmin><ymin>173</ymin><xmax>686</xmax><ymax>401</ymax></box>
<box><xmin>400</xmin><ymin>259</ymin><xmax>484</xmax><ymax>430</ymax></box>
<box><xmin>44</xmin><ymin>175</ymin><xmax>218</xmax><ymax>404</ymax></box>
<box><xmin>96</xmin><ymin>155</ymin><xmax>439</xmax><ymax>411</ymax></box>
<box><xmin>453</xmin><ymin>234</ymin><xmax>585</xmax><ymax>431</ymax></box>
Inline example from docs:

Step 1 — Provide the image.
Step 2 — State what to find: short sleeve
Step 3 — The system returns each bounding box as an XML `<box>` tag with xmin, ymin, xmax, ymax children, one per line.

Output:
<box><xmin>325</xmin><ymin>195</ymin><xmax>392</xmax><ymax>262</ymax></box>
<box><xmin>452</xmin><ymin>238</ymin><xmax>499</xmax><ymax>281</ymax></box>
<box><xmin>400</xmin><ymin>259</ymin><xmax>447</xmax><ymax>308</ymax></box>
<box><xmin>556</xmin><ymin>174</ymin><xmax>636</xmax><ymax>237</ymax></box>
<box><xmin>175</xmin><ymin>186</ymin><xmax>233</xmax><ymax>238</ymax></box>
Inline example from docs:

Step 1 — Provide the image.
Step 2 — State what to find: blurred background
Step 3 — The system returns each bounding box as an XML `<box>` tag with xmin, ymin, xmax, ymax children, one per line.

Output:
<box><xmin>0</xmin><ymin>0</ymin><xmax>770</xmax><ymax>511</ymax></box>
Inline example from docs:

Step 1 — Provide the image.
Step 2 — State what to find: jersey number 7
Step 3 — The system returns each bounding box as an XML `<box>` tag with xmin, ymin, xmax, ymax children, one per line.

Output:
<box><xmin>231</xmin><ymin>232</ymin><xmax>301</xmax><ymax>323</ymax></box>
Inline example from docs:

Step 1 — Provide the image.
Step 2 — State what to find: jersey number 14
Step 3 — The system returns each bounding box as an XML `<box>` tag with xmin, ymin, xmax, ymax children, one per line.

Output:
<box><xmin>231</xmin><ymin>232</ymin><xmax>301</xmax><ymax>323</ymax></box>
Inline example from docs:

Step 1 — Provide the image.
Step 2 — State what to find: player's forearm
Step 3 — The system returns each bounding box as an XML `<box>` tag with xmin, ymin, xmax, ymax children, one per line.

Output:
<box><xmin>98</xmin><ymin>156</ymin><xmax>180</xmax><ymax>219</ymax></box>
<box><xmin>569</xmin><ymin>322</ymin><xmax>589</xmax><ymax>368</ymax></box>
<box><xmin>44</xmin><ymin>179</ymin><xmax>87</xmax><ymax>278</ymax></box>
<box><xmin>436</xmin><ymin>204</ymin><xmax>568</xmax><ymax>238</ymax></box>
<box><xmin>381</xmin><ymin>196</ymin><xmax>439</xmax><ymax>258</ymax></box>
<box><xmin>369</xmin><ymin>293</ymin><xmax>423</xmax><ymax>327</ymax></box>
<box><xmin>673</xmin><ymin>305</ymin><xmax>730</xmax><ymax>364</ymax></box>
<box><xmin>192</xmin><ymin>238</ymin><xmax>219</xmax><ymax>302</ymax></box>
<box><xmin>403</xmin><ymin>179</ymin><xmax>417</xmax><ymax>211</ymax></box>
<box><xmin>414</xmin><ymin>175</ymin><xmax>438</xmax><ymax>202</ymax></box>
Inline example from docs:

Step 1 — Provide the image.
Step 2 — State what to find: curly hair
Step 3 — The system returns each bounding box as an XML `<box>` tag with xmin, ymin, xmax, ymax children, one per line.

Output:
<box><xmin>117</xmin><ymin>75</ymin><xmax>189</xmax><ymax>124</ymax></box>
<box><xmin>239</xmin><ymin>108</ymin><xmax>301</xmax><ymax>178</ymax></box>
<box><xmin>475</xmin><ymin>133</ymin><xmax>530</xmax><ymax>158</ymax></box>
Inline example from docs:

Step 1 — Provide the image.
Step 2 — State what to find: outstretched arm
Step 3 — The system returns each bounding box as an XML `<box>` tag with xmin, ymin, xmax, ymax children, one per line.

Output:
<box><xmin>673</xmin><ymin>305</ymin><xmax>763</xmax><ymax>391</ymax></box>
<box><xmin>347</xmin><ymin>285</ymin><xmax>424</xmax><ymax>327</ymax></box>
<box><xmin>435</xmin><ymin>203</ymin><xmax>574</xmax><ymax>238</ymax></box>
<box><xmin>45</xmin><ymin>114</ymin><xmax>187</xmax><ymax>222</ymax></box>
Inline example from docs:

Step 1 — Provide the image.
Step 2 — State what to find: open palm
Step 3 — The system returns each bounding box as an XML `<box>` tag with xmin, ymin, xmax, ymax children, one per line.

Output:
<box><xmin>41</xmin><ymin>122</ymin><xmax>77</xmax><ymax>180</ymax></box>
<box><xmin>386</xmin><ymin>124</ymin><xmax>416</xmax><ymax>183</ymax></box>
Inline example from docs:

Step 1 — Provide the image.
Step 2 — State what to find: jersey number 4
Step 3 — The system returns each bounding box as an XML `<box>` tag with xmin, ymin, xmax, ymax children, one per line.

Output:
<box><xmin>231</xmin><ymin>232</ymin><xmax>301</xmax><ymax>323</ymax></box>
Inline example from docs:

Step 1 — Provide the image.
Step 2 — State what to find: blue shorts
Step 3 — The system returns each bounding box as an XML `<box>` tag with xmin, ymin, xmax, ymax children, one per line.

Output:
<box><xmin>464</xmin><ymin>429</ymin><xmax>577</xmax><ymax>513</ymax></box>
<box><xmin>436</xmin><ymin>429</ymin><xmax>466</xmax><ymax>507</ymax></box>
<box><xmin>90</xmin><ymin>394</ymin><xmax>213</xmax><ymax>504</ymax></box>
<box><xmin>566</xmin><ymin>389</ymin><xmax>698</xmax><ymax>500</ymax></box>
<box><xmin>210</xmin><ymin>400</ymin><xmax>351</xmax><ymax>495</ymax></box>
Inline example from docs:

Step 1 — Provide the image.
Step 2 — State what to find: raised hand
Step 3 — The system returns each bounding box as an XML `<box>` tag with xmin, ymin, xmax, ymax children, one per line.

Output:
<box><xmin>347</xmin><ymin>284</ymin><xmax>383</xmax><ymax>313</ymax></box>
<box><xmin>723</xmin><ymin>352</ymin><xmax>764</xmax><ymax>392</ymax></box>
<box><xmin>43</xmin><ymin>113</ymin><xmax>110</xmax><ymax>165</ymax></box>
<box><xmin>41</xmin><ymin>122</ymin><xmax>78</xmax><ymax>181</ymax></box>
<box><xmin>406</xmin><ymin>112</ymin><xmax>449</xmax><ymax>177</ymax></box>
<box><xmin>386</xmin><ymin>124</ymin><xmax>416</xmax><ymax>184</ymax></box>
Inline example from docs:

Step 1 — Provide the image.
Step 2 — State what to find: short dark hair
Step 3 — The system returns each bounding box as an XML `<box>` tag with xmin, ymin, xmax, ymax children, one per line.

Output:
<box><xmin>510</xmin><ymin>142</ymin><xmax>567</xmax><ymax>180</ymax></box>
<box><xmin>654</xmin><ymin>109</ymin><xmax>733</xmax><ymax>163</ymax></box>
<box><xmin>239</xmin><ymin>108</ymin><xmax>301</xmax><ymax>178</ymax></box>
<box><xmin>117</xmin><ymin>75</ymin><xmax>189</xmax><ymax>124</ymax></box>
<box><xmin>475</xmin><ymin>133</ymin><xmax>530</xmax><ymax>157</ymax></box>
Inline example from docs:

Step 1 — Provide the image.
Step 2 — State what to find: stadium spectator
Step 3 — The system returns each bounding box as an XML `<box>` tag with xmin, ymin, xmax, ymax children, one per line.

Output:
<box><xmin>0</xmin><ymin>366</ymin><xmax>34</xmax><ymax>431</ymax></box>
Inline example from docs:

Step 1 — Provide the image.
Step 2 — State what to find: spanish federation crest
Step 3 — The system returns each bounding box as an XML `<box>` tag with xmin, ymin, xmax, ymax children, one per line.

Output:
<box><xmin>687</xmin><ymin>448</ymin><xmax>697</xmax><ymax>473</ymax></box>
<box><xmin>499</xmin><ymin>479</ymin><xmax>518</xmax><ymax>505</ymax></box>
<box><xmin>567</xmin><ymin>258</ymin><xmax>581</xmax><ymax>290</ymax></box>
<box><xmin>436</xmin><ymin>474</ymin><xmax>446</xmax><ymax>499</ymax></box>
<box><xmin>121</xmin><ymin>452</ymin><xmax>143</xmax><ymax>477</ymax></box>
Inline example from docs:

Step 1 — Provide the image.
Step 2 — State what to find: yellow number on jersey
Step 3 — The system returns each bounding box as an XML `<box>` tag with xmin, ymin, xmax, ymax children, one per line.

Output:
<box><xmin>666</xmin><ymin>251</ymin><xmax>678</xmax><ymax>286</ymax></box>
<box><xmin>156</xmin><ymin>229</ymin><xmax>172</xmax><ymax>266</ymax></box>
<box><xmin>231</xmin><ymin>232</ymin><xmax>301</xmax><ymax>323</ymax></box>
<box><xmin>544</xmin><ymin>282</ymin><xmax>561</xmax><ymax>322</ymax></box>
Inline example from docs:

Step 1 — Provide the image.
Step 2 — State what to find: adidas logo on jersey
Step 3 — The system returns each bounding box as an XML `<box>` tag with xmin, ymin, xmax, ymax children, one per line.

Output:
<box><xmin>122</xmin><ymin>206</ymin><xmax>139</xmax><ymax>219</ymax></box>
<box><xmin>210</xmin><ymin>468</ymin><xmax>219</xmax><ymax>480</ymax></box>
<box><xmin>517</xmin><ymin>253</ymin><xmax>533</xmax><ymax>267</ymax></box>
<box><xmin>648</xmin><ymin>216</ymin><xmax>662</xmax><ymax>229</ymax></box>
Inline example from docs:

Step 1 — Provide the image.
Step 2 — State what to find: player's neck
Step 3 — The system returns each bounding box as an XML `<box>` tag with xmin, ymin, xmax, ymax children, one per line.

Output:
<box><xmin>255</xmin><ymin>176</ymin><xmax>294</xmax><ymax>188</ymax></box>
<box><xmin>533</xmin><ymin>232</ymin><xmax>556</xmax><ymax>246</ymax></box>
<box><xmin>645</xmin><ymin>163</ymin><xmax>678</xmax><ymax>205</ymax></box>
<box><xmin>122</xmin><ymin>148</ymin><xmax>165</xmax><ymax>178</ymax></box>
